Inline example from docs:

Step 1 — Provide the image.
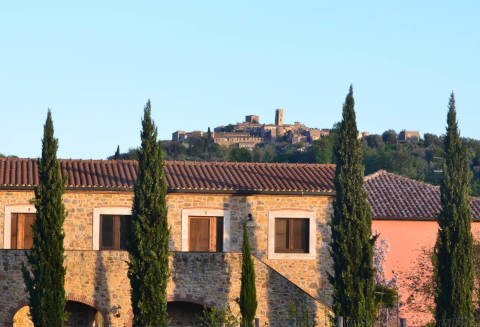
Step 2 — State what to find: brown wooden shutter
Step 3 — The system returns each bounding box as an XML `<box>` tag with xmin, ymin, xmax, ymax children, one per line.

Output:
<box><xmin>119</xmin><ymin>215</ymin><xmax>131</xmax><ymax>250</ymax></box>
<box><xmin>189</xmin><ymin>218</ymin><xmax>210</xmax><ymax>251</ymax></box>
<box><xmin>101</xmin><ymin>215</ymin><xmax>114</xmax><ymax>249</ymax></box>
<box><xmin>291</xmin><ymin>218</ymin><xmax>309</xmax><ymax>253</ymax></box>
<box><xmin>274</xmin><ymin>218</ymin><xmax>289</xmax><ymax>252</ymax></box>
<box><xmin>11</xmin><ymin>213</ymin><xmax>18</xmax><ymax>249</ymax></box>
<box><xmin>22</xmin><ymin>213</ymin><xmax>36</xmax><ymax>249</ymax></box>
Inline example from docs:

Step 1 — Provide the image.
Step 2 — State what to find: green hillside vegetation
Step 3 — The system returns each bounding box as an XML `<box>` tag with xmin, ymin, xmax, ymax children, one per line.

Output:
<box><xmin>112</xmin><ymin>128</ymin><xmax>480</xmax><ymax>196</ymax></box>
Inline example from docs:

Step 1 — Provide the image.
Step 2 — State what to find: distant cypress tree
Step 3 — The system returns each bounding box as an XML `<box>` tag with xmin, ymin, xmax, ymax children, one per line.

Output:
<box><xmin>128</xmin><ymin>100</ymin><xmax>170</xmax><ymax>326</ymax></box>
<box><xmin>239</xmin><ymin>223</ymin><xmax>257</xmax><ymax>327</ymax></box>
<box><xmin>22</xmin><ymin>111</ymin><xmax>67</xmax><ymax>327</ymax></box>
<box><xmin>329</xmin><ymin>86</ymin><xmax>377</xmax><ymax>323</ymax></box>
<box><xmin>434</xmin><ymin>93</ymin><xmax>474</xmax><ymax>322</ymax></box>
<box><xmin>114</xmin><ymin>145</ymin><xmax>120</xmax><ymax>160</ymax></box>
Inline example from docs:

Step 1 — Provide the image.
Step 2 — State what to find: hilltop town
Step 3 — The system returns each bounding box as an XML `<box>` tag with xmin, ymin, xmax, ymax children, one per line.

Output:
<box><xmin>171</xmin><ymin>109</ymin><xmax>421</xmax><ymax>149</ymax></box>
<box><xmin>172</xmin><ymin>109</ymin><xmax>332</xmax><ymax>149</ymax></box>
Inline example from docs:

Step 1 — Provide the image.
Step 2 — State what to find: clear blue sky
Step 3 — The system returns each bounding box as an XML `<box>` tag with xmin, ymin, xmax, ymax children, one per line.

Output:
<box><xmin>1</xmin><ymin>1</ymin><xmax>478</xmax><ymax>159</ymax></box>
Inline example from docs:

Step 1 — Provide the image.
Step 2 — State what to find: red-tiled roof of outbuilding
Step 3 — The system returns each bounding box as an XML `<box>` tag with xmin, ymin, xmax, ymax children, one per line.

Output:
<box><xmin>364</xmin><ymin>170</ymin><xmax>480</xmax><ymax>221</ymax></box>
<box><xmin>0</xmin><ymin>158</ymin><xmax>336</xmax><ymax>194</ymax></box>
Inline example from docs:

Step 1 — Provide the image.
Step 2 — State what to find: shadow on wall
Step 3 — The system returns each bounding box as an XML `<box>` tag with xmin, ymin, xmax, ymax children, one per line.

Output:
<box><xmin>93</xmin><ymin>251</ymin><xmax>111</xmax><ymax>327</ymax></box>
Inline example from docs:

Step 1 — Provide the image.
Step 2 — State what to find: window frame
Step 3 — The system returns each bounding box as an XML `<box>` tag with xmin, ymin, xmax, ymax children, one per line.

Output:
<box><xmin>274</xmin><ymin>217</ymin><xmax>310</xmax><ymax>253</ymax></box>
<box><xmin>268</xmin><ymin>210</ymin><xmax>316</xmax><ymax>260</ymax></box>
<box><xmin>3</xmin><ymin>205</ymin><xmax>36</xmax><ymax>249</ymax></box>
<box><xmin>93</xmin><ymin>207</ymin><xmax>132</xmax><ymax>250</ymax></box>
<box><xmin>99</xmin><ymin>214</ymin><xmax>131</xmax><ymax>250</ymax></box>
<box><xmin>181</xmin><ymin>208</ymin><xmax>230</xmax><ymax>252</ymax></box>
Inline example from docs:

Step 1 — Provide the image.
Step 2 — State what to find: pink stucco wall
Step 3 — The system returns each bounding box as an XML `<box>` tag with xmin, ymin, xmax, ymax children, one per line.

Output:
<box><xmin>372</xmin><ymin>220</ymin><xmax>480</xmax><ymax>324</ymax></box>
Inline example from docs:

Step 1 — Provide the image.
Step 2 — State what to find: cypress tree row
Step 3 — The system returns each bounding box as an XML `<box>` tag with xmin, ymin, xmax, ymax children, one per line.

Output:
<box><xmin>329</xmin><ymin>86</ymin><xmax>376</xmax><ymax>323</ymax></box>
<box><xmin>434</xmin><ymin>93</ymin><xmax>474</xmax><ymax>322</ymax></box>
<box><xmin>239</xmin><ymin>223</ymin><xmax>257</xmax><ymax>327</ymax></box>
<box><xmin>128</xmin><ymin>100</ymin><xmax>170</xmax><ymax>326</ymax></box>
<box><xmin>22</xmin><ymin>111</ymin><xmax>67</xmax><ymax>327</ymax></box>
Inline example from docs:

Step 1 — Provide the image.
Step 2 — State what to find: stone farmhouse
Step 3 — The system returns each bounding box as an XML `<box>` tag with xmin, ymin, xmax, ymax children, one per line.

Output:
<box><xmin>0</xmin><ymin>158</ymin><xmax>335</xmax><ymax>327</ymax></box>
<box><xmin>3</xmin><ymin>158</ymin><xmax>480</xmax><ymax>326</ymax></box>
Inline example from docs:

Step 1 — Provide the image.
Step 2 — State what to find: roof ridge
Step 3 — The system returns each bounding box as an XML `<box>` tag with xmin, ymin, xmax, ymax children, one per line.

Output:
<box><xmin>365</xmin><ymin>169</ymin><xmax>440</xmax><ymax>189</ymax></box>
<box><xmin>364</xmin><ymin>169</ymin><xmax>388</xmax><ymax>181</ymax></box>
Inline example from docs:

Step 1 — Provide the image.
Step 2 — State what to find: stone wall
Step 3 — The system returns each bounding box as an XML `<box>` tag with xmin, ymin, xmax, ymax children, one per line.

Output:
<box><xmin>1</xmin><ymin>251</ymin><xmax>330</xmax><ymax>326</ymax></box>
<box><xmin>0</xmin><ymin>189</ymin><xmax>333</xmax><ymax>326</ymax></box>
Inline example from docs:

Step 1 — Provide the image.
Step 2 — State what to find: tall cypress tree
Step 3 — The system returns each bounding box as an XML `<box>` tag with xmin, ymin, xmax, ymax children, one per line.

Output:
<box><xmin>329</xmin><ymin>86</ymin><xmax>376</xmax><ymax>322</ymax></box>
<box><xmin>239</xmin><ymin>223</ymin><xmax>257</xmax><ymax>327</ymax></box>
<box><xmin>22</xmin><ymin>111</ymin><xmax>67</xmax><ymax>327</ymax></box>
<box><xmin>128</xmin><ymin>100</ymin><xmax>170</xmax><ymax>326</ymax></box>
<box><xmin>434</xmin><ymin>93</ymin><xmax>474</xmax><ymax>322</ymax></box>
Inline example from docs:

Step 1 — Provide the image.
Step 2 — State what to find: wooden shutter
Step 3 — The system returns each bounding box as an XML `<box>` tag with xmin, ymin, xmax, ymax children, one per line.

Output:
<box><xmin>189</xmin><ymin>218</ymin><xmax>210</xmax><ymax>251</ymax></box>
<box><xmin>291</xmin><ymin>218</ymin><xmax>309</xmax><ymax>253</ymax></box>
<box><xmin>189</xmin><ymin>217</ymin><xmax>223</xmax><ymax>252</ymax></box>
<box><xmin>22</xmin><ymin>214</ymin><xmax>35</xmax><ymax>249</ymax></box>
<box><xmin>101</xmin><ymin>215</ymin><xmax>115</xmax><ymax>249</ymax></box>
<box><xmin>274</xmin><ymin>218</ymin><xmax>289</xmax><ymax>252</ymax></box>
<box><xmin>11</xmin><ymin>213</ymin><xmax>18</xmax><ymax>249</ymax></box>
<box><xmin>119</xmin><ymin>215</ymin><xmax>131</xmax><ymax>250</ymax></box>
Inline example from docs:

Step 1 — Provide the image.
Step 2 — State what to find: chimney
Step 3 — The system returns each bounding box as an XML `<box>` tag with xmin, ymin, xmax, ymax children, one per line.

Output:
<box><xmin>275</xmin><ymin>109</ymin><xmax>284</xmax><ymax>126</ymax></box>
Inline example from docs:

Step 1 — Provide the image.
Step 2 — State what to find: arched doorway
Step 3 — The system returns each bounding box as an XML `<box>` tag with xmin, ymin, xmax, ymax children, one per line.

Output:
<box><xmin>167</xmin><ymin>301</ymin><xmax>204</xmax><ymax>326</ymax></box>
<box><xmin>12</xmin><ymin>301</ymin><xmax>104</xmax><ymax>327</ymax></box>
<box><xmin>65</xmin><ymin>301</ymin><xmax>104</xmax><ymax>327</ymax></box>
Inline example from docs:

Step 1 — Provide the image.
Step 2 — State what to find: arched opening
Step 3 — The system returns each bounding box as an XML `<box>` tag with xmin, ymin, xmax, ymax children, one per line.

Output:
<box><xmin>65</xmin><ymin>301</ymin><xmax>104</xmax><ymax>327</ymax></box>
<box><xmin>167</xmin><ymin>301</ymin><xmax>204</xmax><ymax>326</ymax></box>
<box><xmin>12</xmin><ymin>301</ymin><xmax>104</xmax><ymax>327</ymax></box>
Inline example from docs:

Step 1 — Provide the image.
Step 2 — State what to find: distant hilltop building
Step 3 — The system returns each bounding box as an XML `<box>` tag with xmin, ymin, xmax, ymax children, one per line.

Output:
<box><xmin>172</xmin><ymin>109</ymin><xmax>332</xmax><ymax>149</ymax></box>
<box><xmin>399</xmin><ymin>130</ymin><xmax>420</xmax><ymax>143</ymax></box>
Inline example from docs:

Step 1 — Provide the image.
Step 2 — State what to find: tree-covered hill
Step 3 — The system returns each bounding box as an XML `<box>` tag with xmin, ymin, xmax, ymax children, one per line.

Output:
<box><xmin>112</xmin><ymin>128</ymin><xmax>480</xmax><ymax>196</ymax></box>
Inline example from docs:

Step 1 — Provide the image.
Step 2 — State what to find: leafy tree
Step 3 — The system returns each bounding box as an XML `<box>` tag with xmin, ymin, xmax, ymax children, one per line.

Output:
<box><xmin>229</xmin><ymin>147</ymin><xmax>252</xmax><ymax>162</ymax></box>
<box><xmin>22</xmin><ymin>111</ymin><xmax>67</xmax><ymax>327</ymax></box>
<box><xmin>239</xmin><ymin>223</ymin><xmax>257</xmax><ymax>327</ymax></box>
<box><xmin>434</xmin><ymin>93</ymin><xmax>474</xmax><ymax>322</ymax></box>
<box><xmin>382</xmin><ymin>130</ymin><xmax>397</xmax><ymax>144</ymax></box>
<box><xmin>128</xmin><ymin>100</ymin><xmax>170</xmax><ymax>327</ymax></box>
<box><xmin>329</xmin><ymin>86</ymin><xmax>377</xmax><ymax>323</ymax></box>
<box><xmin>364</xmin><ymin>134</ymin><xmax>383</xmax><ymax>149</ymax></box>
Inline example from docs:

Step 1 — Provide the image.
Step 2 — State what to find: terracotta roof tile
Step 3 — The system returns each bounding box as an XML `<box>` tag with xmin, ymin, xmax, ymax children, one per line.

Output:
<box><xmin>364</xmin><ymin>170</ymin><xmax>480</xmax><ymax>221</ymax></box>
<box><xmin>0</xmin><ymin>158</ymin><xmax>336</xmax><ymax>194</ymax></box>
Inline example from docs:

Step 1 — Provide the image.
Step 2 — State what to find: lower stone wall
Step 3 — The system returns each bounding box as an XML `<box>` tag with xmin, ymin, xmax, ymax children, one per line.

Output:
<box><xmin>0</xmin><ymin>250</ymin><xmax>331</xmax><ymax>327</ymax></box>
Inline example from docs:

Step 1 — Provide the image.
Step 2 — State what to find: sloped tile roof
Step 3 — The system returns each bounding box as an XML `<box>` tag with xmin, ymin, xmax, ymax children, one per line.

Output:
<box><xmin>364</xmin><ymin>170</ymin><xmax>480</xmax><ymax>221</ymax></box>
<box><xmin>0</xmin><ymin>158</ymin><xmax>336</xmax><ymax>194</ymax></box>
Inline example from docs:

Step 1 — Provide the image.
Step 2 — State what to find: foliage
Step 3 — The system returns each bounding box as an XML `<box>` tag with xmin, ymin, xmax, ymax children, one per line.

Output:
<box><xmin>239</xmin><ymin>223</ymin><xmax>257</xmax><ymax>327</ymax></box>
<box><xmin>287</xmin><ymin>300</ymin><xmax>316</xmax><ymax>327</ymax></box>
<box><xmin>127</xmin><ymin>100</ymin><xmax>170</xmax><ymax>327</ymax></box>
<box><xmin>373</xmin><ymin>238</ymin><xmax>398</xmax><ymax>323</ymax></box>
<box><xmin>329</xmin><ymin>86</ymin><xmax>377</xmax><ymax>323</ymax></box>
<box><xmin>434</xmin><ymin>93</ymin><xmax>474</xmax><ymax>322</ymax></box>
<box><xmin>197</xmin><ymin>305</ymin><xmax>240</xmax><ymax>327</ymax></box>
<box><xmin>22</xmin><ymin>111</ymin><xmax>68</xmax><ymax>326</ymax></box>
<box><xmin>229</xmin><ymin>147</ymin><xmax>252</xmax><ymax>162</ymax></box>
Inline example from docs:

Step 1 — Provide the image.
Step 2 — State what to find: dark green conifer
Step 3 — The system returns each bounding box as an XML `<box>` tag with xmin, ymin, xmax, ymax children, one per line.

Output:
<box><xmin>239</xmin><ymin>223</ymin><xmax>257</xmax><ymax>327</ymax></box>
<box><xmin>329</xmin><ymin>86</ymin><xmax>376</xmax><ymax>323</ymax></box>
<box><xmin>114</xmin><ymin>145</ymin><xmax>120</xmax><ymax>160</ymax></box>
<box><xmin>128</xmin><ymin>100</ymin><xmax>170</xmax><ymax>326</ymax></box>
<box><xmin>22</xmin><ymin>110</ymin><xmax>67</xmax><ymax>327</ymax></box>
<box><xmin>434</xmin><ymin>93</ymin><xmax>474</xmax><ymax>322</ymax></box>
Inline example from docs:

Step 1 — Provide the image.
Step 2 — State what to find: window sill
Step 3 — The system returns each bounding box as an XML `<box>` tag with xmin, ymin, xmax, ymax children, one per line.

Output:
<box><xmin>268</xmin><ymin>252</ymin><xmax>316</xmax><ymax>260</ymax></box>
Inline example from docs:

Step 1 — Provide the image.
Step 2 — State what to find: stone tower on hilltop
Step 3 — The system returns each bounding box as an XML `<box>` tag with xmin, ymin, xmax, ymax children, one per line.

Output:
<box><xmin>275</xmin><ymin>109</ymin><xmax>284</xmax><ymax>126</ymax></box>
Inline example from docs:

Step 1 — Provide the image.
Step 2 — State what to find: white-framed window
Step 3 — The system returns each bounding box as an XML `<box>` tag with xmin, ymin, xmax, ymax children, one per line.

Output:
<box><xmin>268</xmin><ymin>210</ymin><xmax>316</xmax><ymax>260</ymax></box>
<box><xmin>3</xmin><ymin>205</ymin><xmax>37</xmax><ymax>249</ymax></box>
<box><xmin>92</xmin><ymin>207</ymin><xmax>132</xmax><ymax>250</ymax></box>
<box><xmin>181</xmin><ymin>208</ymin><xmax>231</xmax><ymax>252</ymax></box>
